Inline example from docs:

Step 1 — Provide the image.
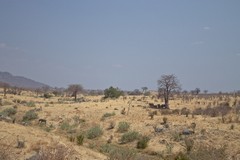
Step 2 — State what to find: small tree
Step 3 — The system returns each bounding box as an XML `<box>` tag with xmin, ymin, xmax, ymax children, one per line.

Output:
<box><xmin>67</xmin><ymin>84</ymin><xmax>84</xmax><ymax>101</ymax></box>
<box><xmin>194</xmin><ymin>88</ymin><xmax>201</xmax><ymax>95</ymax></box>
<box><xmin>104</xmin><ymin>86</ymin><xmax>123</xmax><ymax>99</ymax></box>
<box><xmin>141</xmin><ymin>87</ymin><xmax>148</xmax><ymax>94</ymax></box>
<box><xmin>157</xmin><ymin>74</ymin><xmax>181</xmax><ymax>108</ymax></box>
<box><xmin>203</xmin><ymin>90</ymin><xmax>208</xmax><ymax>94</ymax></box>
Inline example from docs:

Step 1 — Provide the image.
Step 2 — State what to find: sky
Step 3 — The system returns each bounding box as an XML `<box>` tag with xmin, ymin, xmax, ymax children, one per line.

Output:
<box><xmin>0</xmin><ymin>0</ymin><xmax>240</xmax><ymax>92</ymax></box>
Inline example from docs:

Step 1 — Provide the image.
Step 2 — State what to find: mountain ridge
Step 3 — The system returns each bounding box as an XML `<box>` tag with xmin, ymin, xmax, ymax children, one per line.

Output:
<box><xmin>0</xmin><ymin>71</ymin><xmax>49</xmax><ymax>89</ymax></box>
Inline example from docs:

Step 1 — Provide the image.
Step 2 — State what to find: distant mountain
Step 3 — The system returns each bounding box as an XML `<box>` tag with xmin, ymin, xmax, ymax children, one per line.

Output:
<box><xmin>0</xmin><ymin>71</ymin><xmax>49</xmax><ymax>89</ymax></box>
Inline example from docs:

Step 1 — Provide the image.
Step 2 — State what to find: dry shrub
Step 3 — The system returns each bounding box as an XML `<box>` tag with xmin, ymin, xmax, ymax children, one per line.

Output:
<box><xmin>188</xmin><ymin>144</ymin><xmax>227</xmax><ymax>160</ymax></box>
<box><xmin>202</xmin><ymin>105</ymin><xmax>232</xmax><ymax>117</ymax></box>
<box><xmin>28</xmin><ymin>142</ymin><xmax>74</xmax><ymax>160</ymax></box>
<box><xmin>192</xmin><ymin>108</ymin><xmax>203</xmax><ymax>115</ymax></box>
<box><xmin>0</xmin><ymin>136</ymin><xmax>16</xmax><ymax>160</ymax></box>
<box><xmin>161</xmin><ymin>109</ymin><xmax>172</xmax><ymax>115</ymax></box>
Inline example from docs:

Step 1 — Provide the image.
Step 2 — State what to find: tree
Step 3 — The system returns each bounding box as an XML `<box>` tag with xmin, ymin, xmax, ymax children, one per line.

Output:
<box><xmin>194</xmin><ymin>88</ymin><xmax>201</xmax><ymax>95</ymax></box>
<box><xmin>104</xmin><ymin>86</ymin><xmax>123</xmax><ymax>99</ymax></box>
<box><xmin>157</xmin><ymin>74</ymin><xmax>181</xmax><ymax>108</ymax></box>
<box><xmin>141</xmin><ymin>87</ymin><xmax>148</xmax><ymax>94</ymax></box>
<box><xmin>128</xmin><ymin>89</ymin><xmax>141</xmax><ymax>95</ymax></box>
<box><xmin>67</xmin><ymin>84</ymin><xmax>84</xmax><ymax>101</ymax></box>
<box><xmin>203</xmin><ymin>90</ymin><xmax>208</xmax><ymax>94</ymax></box>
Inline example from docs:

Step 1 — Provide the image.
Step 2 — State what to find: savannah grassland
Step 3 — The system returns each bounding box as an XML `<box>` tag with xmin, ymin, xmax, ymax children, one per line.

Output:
<box><xmin>0</xmin><ymin>90</ymin><xmax>240</xmax><ymax>160</ymax></box>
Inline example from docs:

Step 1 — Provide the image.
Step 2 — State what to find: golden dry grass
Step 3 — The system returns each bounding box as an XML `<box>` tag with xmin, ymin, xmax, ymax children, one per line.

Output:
<box><xmin>1</xmin><ymin>91</ymin><xmax>240</xmax><ymax>159</ymax></box>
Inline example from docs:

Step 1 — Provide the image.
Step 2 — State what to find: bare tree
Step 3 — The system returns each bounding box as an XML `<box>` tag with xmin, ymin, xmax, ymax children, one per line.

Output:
<box><xmin>67</xmin><ymin>84</ymin><xmax>84</xmax><ymax>101</ymax></box>
<box><xmin>157</xmin><ymin>74</ymin><xmax>181</xmax><ymax>108</ymax></box>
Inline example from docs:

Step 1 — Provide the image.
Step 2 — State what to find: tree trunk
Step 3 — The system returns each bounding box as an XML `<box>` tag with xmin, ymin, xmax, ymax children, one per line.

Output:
<box><xmin>164</xmin><ymin>97</ymin><xmax>169</xmax><ymax>108</ymax></box>
<box><xmin>74</xmin><ymin>94</ymin><xmax>77</xmax><ymax>102</ymax></box>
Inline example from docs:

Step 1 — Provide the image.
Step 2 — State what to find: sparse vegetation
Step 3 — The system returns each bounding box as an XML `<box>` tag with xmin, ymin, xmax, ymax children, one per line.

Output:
<box><xmin>117</xmin><ymin>121</ymin><xmax>130</xmax><ymax>133</ymax></box>
<box><xmin>76</xmin><ymin>134</ymin><xmax>84</xmax><ymax>145</ymax></box>
<box><xmin>26</xmin><ymin>101</ymin><xmax>36</xmax><ymax>107</ymax></box>
<box><xmin>137</xmin><ymin>136</ymin><xmax>150</xmax><ymax>149</ymax></box>
<box><xmin>100</xmin><ymin>144</ymin><xmax>136</xmax><ymax>160</ymax></box>
<box><xmin>101</xmin><ymin>112</ymin><xmax>115</xmax><ymax>121</ymax></box>
<box><xmin>120</xmin><ymin>131</ymin><xmax>140</xmax><ymax>144</ymax></box>
<box><xmin>0</xmin><ymin>82</ymin><xmax>239</xmax><ymax>159</ymax></box>
<box><xmin>22</xmin><ymin>110</ymin><xmax>38</xmax><ymax>122</ymax></box>
<box><xmin>86</xmin><ymin>126</ymin><xmax>103</xmax><ymax>139</ymax></box>
<box><xmin>0</xmin><ymin>107</ymin><xmax>17</xmax><ymax>117</ymax></box>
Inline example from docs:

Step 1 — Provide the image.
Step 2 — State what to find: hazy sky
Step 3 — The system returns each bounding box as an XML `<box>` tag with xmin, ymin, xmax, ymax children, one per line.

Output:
<box><xmin>0</xmin><ymin>1</ymin><xmax>240</xmax><ymax>92</ymax></box>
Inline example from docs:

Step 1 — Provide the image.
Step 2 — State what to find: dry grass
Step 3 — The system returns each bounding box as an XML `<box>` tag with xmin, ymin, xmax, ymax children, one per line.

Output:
<box><xmin>0</xmin><ymin>91</ymin><xmax>240</xmax><ymax>159</ymax></box>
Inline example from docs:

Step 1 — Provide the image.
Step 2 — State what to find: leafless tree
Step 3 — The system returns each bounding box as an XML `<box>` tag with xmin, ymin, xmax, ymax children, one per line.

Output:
<box><xmin>67</xmin><ymin>84</ymin><xmax>84</xmax><ymax>101</ymax></box>
<box><xmin>157</xmin><ymin>74</ymin><xmax>181</xmax><ymax>108</ymax></box>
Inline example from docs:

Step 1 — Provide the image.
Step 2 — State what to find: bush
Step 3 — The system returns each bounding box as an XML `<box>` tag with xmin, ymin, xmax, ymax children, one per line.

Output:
<box><xmin>163</xmin><ymin>117</ymin><xmax>168</xmax><ymax>124</ymax></box>
<box><xmin>22</xmin><ymin>110</ymin><xmax>38</xmax><ymax>121</ymax></box>
<box><xmin>100</xmin><ymin>144</ymin><xmax>136</xmax><ymax>160</ymax></box>
<box><xmin>86</xmin><ymin>126</ymin><xmax>103</xmax><ymax>139</ymax></box>
<box><xmin>104</xmin><ymin>86</ymin><xmax>124</xmax><ymax>99</ymax></box>
<box><xmin>101</xmin><ymin>112</ymin><xmax>115</xmax><ymax>121</ymax></box>
<box><xmin>117</xmin><ymin>121</ymin><xmax>130</xmax><ymax>133</ymax></box>
<box><xmin>26</xmin><ymin>101</ymin><xmax>36</xmax><ymax>107</ymax></box>
<box><xmin>76</xmin><ymin>134</ymin><xmax>84</xmax><ymax>145</ymax></box>
<box><xmin>28</xmin><ymin>143</ymin><xmax>73</xmax><ymax>160</ymax></box>
<box><xmin>43</xmin><ymin>93</ymin><xmax>52</xmax><ymax>98</ymax></box>
<box><xmin>137</xmin><ymin>136</ymin><xmax>150</xmax><ymax>149</ymax></box>
<box><xmin>0</xmin><ymin>107</ymin><xmax>17</xmax><ymax>117</ymax></box>
<box><xmin>60</xmin><ymin>121</ymin><xmax>77</xmax><ymax>132</ymax></box>
<box><xmin>184</xmin><ymin>138</ymin><xmax>194</xmax><ymax>153</ymax></box>
<box><xmin>121</xmin><ymin>131</ymin><xmax>140</xmax><ymax>144</ymax></box>
<box><xmin>188</xmin><ymin>145</ymin><xmax>227</xmax><ymax>160</ymax></box>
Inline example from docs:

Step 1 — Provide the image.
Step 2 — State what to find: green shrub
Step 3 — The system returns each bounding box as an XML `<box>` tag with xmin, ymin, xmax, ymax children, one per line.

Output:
<box><xmin>43</xmin><ymin>93</ymin><xmax>52</xmax><ymax>98</ymax></box>
<box><xmin>22</xmin><ymin>110</ymin><xmax>38</xmax><ymax>121</ymax></box>
<box><xmin>137</xmin><ymin>136</ymin><xmax>150</xmax><ymax>149</ymax></box>
<box><xmin>100</xmin><ymin>144</ymin><xmax>136</xmax><ymax>160</ymax></box>
<box><xmin>104</xmin><ymin>86</ymin><xmax>124</xmax><ymax>99</ymax></box>
<box><xmin>60</xmin><ymin>121</ymin><xmax>76</xmax><ymax>132</ymax></box>
<box><xmin>26</xmin><ymin>101</ymin><xmax>35</xmax><ymax>107</ymax></box>
<box><xmin>86</xmin><ymin>126</ymin><xmax>103</xmax><ymax>139</ymax></box>
<box><xmin>121</xmin><ymin>131</ymin><xmax>140</xmax><ymax>144</ymax></box>
<box><xmin>117</xmin><ymin>121</ymin><xmax>130</xmax><ymax>133</ymax></box>
<box><xmin>76</xmin><ymin>134</ymin><xmax>84</xmax><ymax>145</ymax></box>
<box><xmin>1</xmin><ymin>108</ymin><xmax>17</xmax><ymax>117</ymax></box>
<box><xmin>109</xmin><ymin>146</ymin><xmax>136</xmax><ymax>160</ymax></box>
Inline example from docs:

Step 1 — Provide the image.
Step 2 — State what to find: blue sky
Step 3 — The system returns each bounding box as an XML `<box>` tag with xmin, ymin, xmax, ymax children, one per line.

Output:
<box><xmin>0</xmin><ymin>0</ymin><xmax>240</xmax><ymax>92</ymax></box>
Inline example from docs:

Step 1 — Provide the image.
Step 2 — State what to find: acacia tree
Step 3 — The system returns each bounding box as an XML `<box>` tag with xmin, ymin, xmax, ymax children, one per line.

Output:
<box><xmin>67</xmin><ymin>84</ymin><xmax>84</xmax><ymax>101</ymax></box>
<box><xmin>141</xmin><ymin>87</ymin><xmax>148</xmax><ymax>94</ymax></box>
<box><xmin>157</xmin><ymin>74</ymin><xmax>181</xmax><ymax>108</ymax></box>
<box><xmin>194</xmin><ymin>88</ymin><xmax>201</xmax><ymax>95</ymax></box>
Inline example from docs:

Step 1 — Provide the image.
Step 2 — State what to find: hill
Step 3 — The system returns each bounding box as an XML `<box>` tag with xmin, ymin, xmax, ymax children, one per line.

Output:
<box><xmin>0</xmin><ymin>71</ymin><xmax>49</xmax><ymax>89</ymax></box>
